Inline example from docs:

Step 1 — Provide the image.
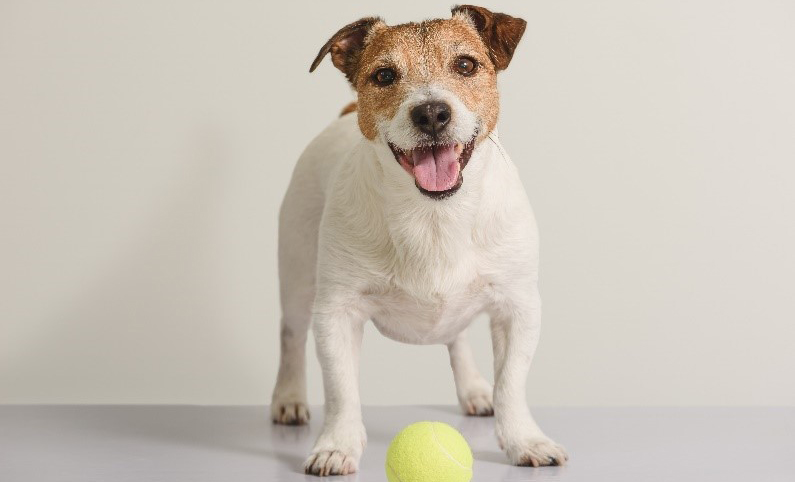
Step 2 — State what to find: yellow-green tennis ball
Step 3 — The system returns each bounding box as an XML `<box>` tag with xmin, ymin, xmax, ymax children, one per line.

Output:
<box><xmin>386</xmin><ymin>421</ymin><xmax>473</xmax><ymax>482</ymax></box>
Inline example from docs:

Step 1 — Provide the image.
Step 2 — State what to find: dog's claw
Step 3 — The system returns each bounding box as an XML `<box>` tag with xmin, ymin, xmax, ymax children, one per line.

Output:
<box><xmin>303</xmin><ymin>450</ymin><xmax>357</xmax><ymax>476</ymax></box>
<box><xmin>458</xmin><ymin>383</ymin><xmax>494</xmax><ymax>417</ymax></box>
<box><xmin>507</xmin><ymin>436</ymin><xmax>569</xmax><ymax>467</ymax></box>
<box><xmin>465</xmin><ymin>398</ymin><xmax>494</xmax><ymax>416</ymax></box>
<box><xmin>271</xmin><ymin>401</ymin><xmax>310</xmax><ymax>425</ymax></box>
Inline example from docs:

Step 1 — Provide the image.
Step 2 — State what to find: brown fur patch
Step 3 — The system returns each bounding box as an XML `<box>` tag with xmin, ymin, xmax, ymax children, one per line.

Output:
<box><xmin>451</xmin><ymin>5</ymin><xmax>527</xmax><ymax>71</ymax></box>
<box><xmin>354</xmin><ymin>17</ymin><xmax>501</xmax><ymax>141</ymax></box>
<box><xmin>339</xmin><ymin>102</ymin><xmax>358</xmax><ymax>117</ymax></box>
<box><xmin>312</xmin><ymin>7</ymin><xmax>526</xmax><ymax>142</ymax></box>
<box><xmin>310</xmin><ymin>17</ymin><xmax>385</xmax><ymax>84</ymax></box>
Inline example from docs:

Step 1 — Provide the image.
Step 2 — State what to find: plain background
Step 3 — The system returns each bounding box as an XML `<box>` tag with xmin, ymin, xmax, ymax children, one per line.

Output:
<box><xmin>1</xmin><ymin>0</ymin><xmax>793</xmax><ymax>407</ymax></box>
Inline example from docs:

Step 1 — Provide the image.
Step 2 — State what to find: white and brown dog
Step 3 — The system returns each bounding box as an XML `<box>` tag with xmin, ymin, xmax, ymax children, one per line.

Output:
<box><xmin>271</xmin><ymin>5</ymin><xmax>568</xmax><ymax>476</ymax></box>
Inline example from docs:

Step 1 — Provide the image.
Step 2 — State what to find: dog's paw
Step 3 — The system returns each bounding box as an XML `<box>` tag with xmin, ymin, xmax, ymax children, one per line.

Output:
<box><xmin>505</xmin><ymin>436</ymin><xmax>568</xmax><ymax>467</ymax></box>
<box><xmin>459</xmin><ymin>387</ymin><xmax>494</xmax><ymax>416</ymax></box>
<box><xmin>304</xmin><ymin>421</ymin><xmax>366</xmax><ymax>476</ymax></box>
<box><xmin>303</xmin><ymin>450</ymin><xmax>358</xmax><ymax>476</ymax></box>
<box><xmin>271</xmin><ymin>401</ymin><xmax>310</xmax><ymax>426</ymax></box>
<box><xmin>457</xmin><ymin>379</ymin><xmax>494</xmax><ymax>416</ymax></box>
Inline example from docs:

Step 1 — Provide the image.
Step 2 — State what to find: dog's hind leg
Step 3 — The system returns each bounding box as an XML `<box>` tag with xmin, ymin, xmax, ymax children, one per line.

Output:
<box><xmin>271</xmin><ymin>184</ymin><xmax>322</xmax><ymax>426</ymax></box>
<box><xmin>271</xmin><ymin>245</ymin><xmax>315</xmax><ymax>424</ymax></box>
<box><xmin>271</xmin><ymin>310</ymin><xmax>312</xmax><ymax>425</ymax></box>
<box><xmin>448</xmin><ymin>331</ymin><xmax>494</xmax><ymax>416</ymax></box>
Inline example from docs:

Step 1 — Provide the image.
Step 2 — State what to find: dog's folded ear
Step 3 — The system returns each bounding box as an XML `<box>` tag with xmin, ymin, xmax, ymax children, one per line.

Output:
<box><xmin>310</xmin><ymin>17</ymin><xmax>384</xmax><ymax>84</ymax></box>
<box><xmin>452</xmin><ymin>5</ymin><xmax>526</xmax><ymax>71</ymax></box>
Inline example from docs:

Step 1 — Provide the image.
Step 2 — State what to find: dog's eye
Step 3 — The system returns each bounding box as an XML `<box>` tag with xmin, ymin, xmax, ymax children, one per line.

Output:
<box><xmin>453</xmin><ymin>56</ymin><xmax>478</xmax><ymax>76</ymax></box>
<box><xmin>372</xmin><ymin>68</ymin><xmax>396</xmax><ymax>86</ymax></box>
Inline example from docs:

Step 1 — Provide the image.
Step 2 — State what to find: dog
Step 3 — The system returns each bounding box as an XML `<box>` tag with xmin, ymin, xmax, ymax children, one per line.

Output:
<box><xmin>271</xmin><ymin>5</ymin><xmax>568</xmax><ymax>476</ymax></box>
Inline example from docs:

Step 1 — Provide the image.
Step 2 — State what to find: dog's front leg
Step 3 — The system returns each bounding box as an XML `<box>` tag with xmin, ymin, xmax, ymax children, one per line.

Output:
<box><xmin>303</xmin><ymin>304</ymin><xmax>366</xmax><ymax>477</ymax></box>
<box><xmin>491</xmin><ymin>290</ymin><xmax>569</xmax><ymax>467</ymax></box>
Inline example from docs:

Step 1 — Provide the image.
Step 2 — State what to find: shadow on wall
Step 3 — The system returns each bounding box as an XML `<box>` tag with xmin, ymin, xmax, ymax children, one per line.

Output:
<box><xmin>0</xmin><ymin>127</ymin><xmax>253</xmax><ymax>403</ymax></box>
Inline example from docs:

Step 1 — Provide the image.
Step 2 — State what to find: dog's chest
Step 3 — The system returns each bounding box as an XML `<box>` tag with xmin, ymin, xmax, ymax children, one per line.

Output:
<box><xmin>367</xmin><ymin>276</ymin><xmax>491</xmax><ymax>345</ymax></box>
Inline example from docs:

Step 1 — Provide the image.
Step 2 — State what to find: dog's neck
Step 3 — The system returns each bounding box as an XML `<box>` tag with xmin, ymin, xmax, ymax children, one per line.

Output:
<box><xmin>360</xmin><ymin>137</ymin><xmax>499</xmax><ymax>297</ymax></box>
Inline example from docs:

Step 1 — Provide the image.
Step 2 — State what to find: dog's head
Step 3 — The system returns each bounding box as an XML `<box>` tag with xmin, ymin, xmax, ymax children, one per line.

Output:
<box><xmin>311</xmin><ymin>5</ymin><xmax>526</xmax><ymax>199</ymax></box>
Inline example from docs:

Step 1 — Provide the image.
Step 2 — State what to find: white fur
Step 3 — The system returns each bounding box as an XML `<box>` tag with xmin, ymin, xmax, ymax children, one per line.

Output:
<box><xmin>379</xmin><ymin>84</ymin><xmax>479</xmax><ymax>150</ymax></box>
<box><xmin>273</xmin><ymin>97</ymin><xmax>567</xmax><ymax>475</ymax></box>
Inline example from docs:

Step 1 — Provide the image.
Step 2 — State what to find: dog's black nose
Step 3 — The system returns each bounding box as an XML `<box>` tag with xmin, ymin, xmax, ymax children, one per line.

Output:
<box><xmin>410</xmin><ymin>101</ymin><xmax>451</xmax><ymax>137</ymax></box>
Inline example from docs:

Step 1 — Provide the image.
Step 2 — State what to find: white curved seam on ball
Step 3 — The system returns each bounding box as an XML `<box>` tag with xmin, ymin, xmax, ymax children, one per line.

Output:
<box><xmin>429</xmin><ymin>422</ymin><xmax>471</xmax><ymax>472</ymax></box>
<box><xmin>386</xmin><ymin>461</ymin><xmax>407</xmax><ymax>482</ymax></box>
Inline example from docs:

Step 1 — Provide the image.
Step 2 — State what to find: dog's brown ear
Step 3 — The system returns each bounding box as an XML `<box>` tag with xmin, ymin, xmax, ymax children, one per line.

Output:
<box><xmin>452</xmin><ymin>5</ymin><xmax>526</xmax><ymax>71</ymax></box>
<box><xmin>310</xmin><ymin>17</ymin><xmax>383</xmax><ymax>84</ymax></box>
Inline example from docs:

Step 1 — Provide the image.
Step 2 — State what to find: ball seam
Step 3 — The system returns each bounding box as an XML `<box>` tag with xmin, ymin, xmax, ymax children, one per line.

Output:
<box><xmin>430</xmin><ymin>422</ymin><xmax>472</xmax><ymax>472</ymax></box>
<box><xmin>386</xmin><ymin>461</ymin><xmax>407</xmax><ymax>482</ymax></box>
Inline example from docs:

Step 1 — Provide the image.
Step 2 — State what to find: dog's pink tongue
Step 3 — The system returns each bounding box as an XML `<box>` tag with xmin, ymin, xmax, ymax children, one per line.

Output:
<box><xmin>411</xmin><ymin>145</ymin><xmax>460</xmax><ymax>192</ymax></box>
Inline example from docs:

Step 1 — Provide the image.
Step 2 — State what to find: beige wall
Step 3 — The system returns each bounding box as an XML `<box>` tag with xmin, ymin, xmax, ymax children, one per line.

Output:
<box><xmin>1</xmin><ymin>0</ymin><xmax>793</xmax><ymax>406</ymax></box>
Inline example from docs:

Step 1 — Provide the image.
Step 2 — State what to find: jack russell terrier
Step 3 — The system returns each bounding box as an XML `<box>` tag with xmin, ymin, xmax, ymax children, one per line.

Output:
<box><xmin>271</xmin><ymin>5</ymin><xmax>568</xmax><ymax>476</ymax></box>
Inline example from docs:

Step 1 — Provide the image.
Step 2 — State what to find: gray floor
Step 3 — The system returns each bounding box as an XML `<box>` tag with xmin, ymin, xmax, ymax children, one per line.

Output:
<box><xmin>0</xmin><ymin>406</ymin><xmax>792</xmax><ymax>481</ymax></box>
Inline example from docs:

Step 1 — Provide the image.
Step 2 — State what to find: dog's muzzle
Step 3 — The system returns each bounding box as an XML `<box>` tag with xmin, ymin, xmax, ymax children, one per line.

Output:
<box><xmin>388</xmin><ymin>134</ymin><xmax>477</xmax><ymax>200</ymax></box>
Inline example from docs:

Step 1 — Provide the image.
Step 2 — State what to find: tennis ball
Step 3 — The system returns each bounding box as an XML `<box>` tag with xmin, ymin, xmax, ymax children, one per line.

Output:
<box><xmin>386</xmin><ymin>421</ymin><xmax>473</xmax><ymax>482</ymax></box>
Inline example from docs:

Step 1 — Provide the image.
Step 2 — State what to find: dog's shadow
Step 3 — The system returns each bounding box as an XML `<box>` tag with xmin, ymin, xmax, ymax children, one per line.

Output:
<box><xmin>74</xmin><ymin>406</ymin><xmax>312</xmax><ymax>474</ymax></box>
<box><xmin>75</xmin><ymin>405</ymin><xmax>552</xmax><ymax>477</ymax></box>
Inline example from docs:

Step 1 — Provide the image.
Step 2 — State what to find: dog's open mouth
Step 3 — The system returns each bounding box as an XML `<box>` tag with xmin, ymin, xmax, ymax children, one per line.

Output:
<box><xmin>388</xmin><ymin>137</ymin><xmax>476</xmax><ymax>199</ymax></box>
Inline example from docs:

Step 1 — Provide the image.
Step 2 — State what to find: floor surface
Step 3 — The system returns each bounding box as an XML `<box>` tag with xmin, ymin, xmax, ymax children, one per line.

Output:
<box><xmin>0</xmin><ymin>405</ymin><xmax>792</xmax><ymax>481</ymax></box>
